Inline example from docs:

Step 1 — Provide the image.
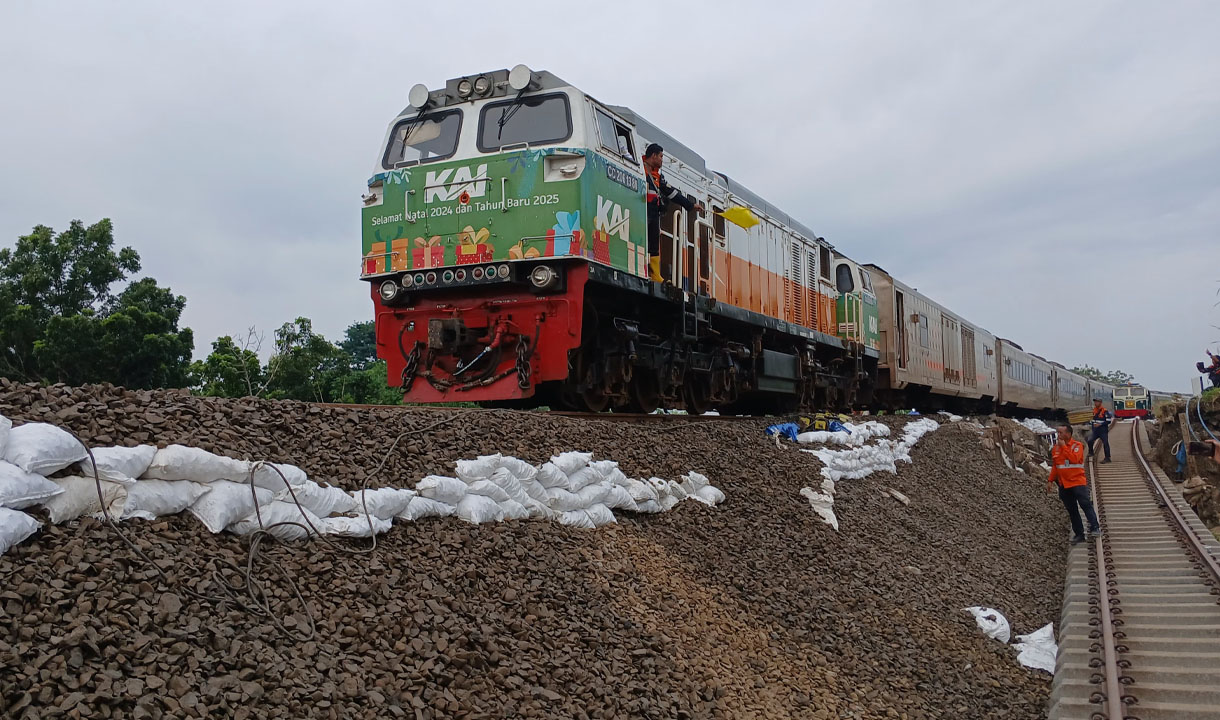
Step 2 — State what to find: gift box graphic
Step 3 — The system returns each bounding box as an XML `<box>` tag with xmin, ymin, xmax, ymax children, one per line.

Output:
<box><xmin>592</xmin><ymin>230</ymin><xmax>611</xmax><ymax>264</ymax></box>
<box><xmin>411</xmin><ymin>236</ymin><xmax>444</xmax><ymax>269</ymax></box>
<box><xmin>365</xmin><ymin>241</ymin><xmax>387</xmax><ymax>275</ymax></box>
<box><xmin>509</xmin><ymin>241</ymin><xmax>541</xmax><ymax>260</ymax></box>
<box><xmin>390</xmin><ymin>238</ymin><xmax>411</xmax><ymax>271</ymax></box>
<box><xmin>455</xmin><ymin>226</ymin><xmax>493</xmax><ymax>265</ymax></box>
<box><xmin>547</xmin><ymin>211</ymin><xmax>582</xmax><ymax>256</ymax></box>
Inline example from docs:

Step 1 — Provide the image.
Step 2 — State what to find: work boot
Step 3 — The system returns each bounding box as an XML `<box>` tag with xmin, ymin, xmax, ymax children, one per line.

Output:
<box><xmin>1101</xmin><ymin>458</ymin><xmax>1112</xmax><ymax>464</ymax></box>
<box><xmin>1089</xmin><ymin>527</ymin><xmax>1104</xmax><ymax>539</ymax></box>
<box><xmin>1070</xmin><ymin>535</ymin><xmax>1086</xmax><ymax>545</ymax></box>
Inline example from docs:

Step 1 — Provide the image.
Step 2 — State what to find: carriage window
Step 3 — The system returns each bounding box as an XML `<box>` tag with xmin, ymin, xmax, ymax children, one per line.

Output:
<box><xmin>918</xmin><ymin>313</ymin><xmax>929</xmax><ymax>348</ymax></box>
<box><xmin>594</xmin><ymin>109</ymin><xmax>636</xmax><ymax>161</ymax></box>
<box><xmin>382</xmin><ymin>110</ymin><xmax>463</xmax><ymax>168</ymax></box>
<box><xmin>712</xmin><ymin>207</ymin><xmax>726</xmax><ymax>238</ymax></box>
<box><xmin>478</xmin><ymin>93</ymin><xmax>572</xmax><ymax>152</ymax></box>
<box><xmin>835</xmin><ymin>264</ymin><xmax>855</xmax><ymax>293</ymax></box>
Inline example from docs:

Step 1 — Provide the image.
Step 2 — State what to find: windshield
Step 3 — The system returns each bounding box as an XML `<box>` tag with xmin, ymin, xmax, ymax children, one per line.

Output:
<box><xmin>383</xmin><ymin>110</ymin><xmax>462</xmax><ymax>168</ymax></box>
<box><xmin>478</xmin><ymin>92</ymin><xmax>571</xmax><ymax>152</ymax></box>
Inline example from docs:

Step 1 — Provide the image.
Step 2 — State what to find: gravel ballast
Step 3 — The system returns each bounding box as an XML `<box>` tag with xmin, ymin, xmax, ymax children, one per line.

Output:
<box><xmin>0</xmin><ymin>381</ymin><xmax>1068</xmax><ymax>719</ymax></box>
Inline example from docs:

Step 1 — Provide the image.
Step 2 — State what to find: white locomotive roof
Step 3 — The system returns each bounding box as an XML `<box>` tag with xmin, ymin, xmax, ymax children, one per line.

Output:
<box><xmin>608</xmin><ymin>104</ymin><xmax>824</xmax><ymax>245</ymax></box>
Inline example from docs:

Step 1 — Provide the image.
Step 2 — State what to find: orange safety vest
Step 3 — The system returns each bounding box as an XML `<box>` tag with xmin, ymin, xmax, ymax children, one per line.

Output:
<box><xmin>1050</xmin><ymin>439</ymin><xmax>1087</xmax><ymax>489</ymax></box>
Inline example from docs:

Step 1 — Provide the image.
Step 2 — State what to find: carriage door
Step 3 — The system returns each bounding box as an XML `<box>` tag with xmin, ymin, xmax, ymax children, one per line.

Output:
<box><xmin>696</xmin><ymin>221</ymin><xmax>712</xmax><ymax>295</ymax></box>
<box><xmin>961</xmin><ymin>326</ymin><xmax>976</xmax><ymax>388</ymax></box>
<box><xmin>941</xmin><ymin>316</ymin><xmax>961</xmax><ymax>385</ymax></box>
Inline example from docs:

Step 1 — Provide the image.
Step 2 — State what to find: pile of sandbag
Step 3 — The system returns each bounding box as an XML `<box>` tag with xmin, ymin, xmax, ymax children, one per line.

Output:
<box><xmin>0</xmin><ymin>413</ymin><xmax>728</xmax><ymax>555</ymax></box>
<box><xmin>799</xmin><ymin>418</ymin><xmax>940</xmax><ymax>529</ymax></box>
<box><xmin>797</xmin><ymin>420</ymin><xmax>891</xmax><ymax>448</ymax></box>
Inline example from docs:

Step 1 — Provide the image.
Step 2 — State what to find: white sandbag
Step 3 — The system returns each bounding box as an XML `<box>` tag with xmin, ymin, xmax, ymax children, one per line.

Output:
<box><xmin>278</xmin><ymin>480</ymin><xmax>356</xmax><ymax>518</ymax></box>
<box><xmin>187</xmin><ymin>481</ymin><xmax>274</xmax><ymax>534</ymax></box>
<box><xmin>800</xmin><ymin>487</ymin><xmax>838</xmax><ymax>531</ymax></box>
<box><xmin>536</xmin><ymin>463</ymin><xmax>569</xmax><ymax>489</ymax></box>
<box><xmin>603</xmin><ymin>484</ymin><xmax>639</xmax><ymax>512</ymax></box>
<box><xmin>486</xmin><ymin>468</ymin><xmax>533</xmax><ymax>506</ymax></box>
<box><xmin>0</xmin><ymin>414</ymin><xmax>10</xmax><ymax>457</ymax></box>
<box><xmin>1014</xmin><ymin>622</ymin><xmax>1057</xmax><ymax>673</ymax></box>
<box><xmin>144</xmin><ymin>445</ymin><xmax>249</xmax><ymax>483</ymax></box>
<box><xmin>228</xmin><ymin>501</ymin><xmax>323</xmax><ymax>541</ymax></box>
<box><xmin>397</xmin><ymin>496</ymin><xmax>455</xmax><ymax>521</ymax></box>
<box><xmin>111</xmin><ymin>479</ymin><xmax>210</xmax><ymax>521</ymax></box>
<box><xmin>78</xmin><ymin>445</ymin><xmax>156</xmax><ymax>484</ymax></box>
<box><xmin>558</xmin><ymin>509</ymin><xmax>595</xmax><ymax>528</ymax></box>
<box><xmin>544</xmin><ymin>487</ymin><xmax>587</xmax><ymax>513</ymax></box>
<box><xmin>0</xmin><ymin>460</ymin><xmax>64</xmax><ymax>509</ymax></box>
<box><xmin>322</xmin><ymin>513</ymin><xmax>391</xmax><ymax>537</ymax></box>
<box><xmin>574</xmin><ymin>483</ymin><xmax>610</xmax><ymax>507</ymax></box>
<box><xmin>0</xmin><ymin>507</ymin><xmax>41</xmax><ymax>555</ymax></box>
<box><xmin>455</xmin><ymin>494</ymin><xmax>505</xmax><ymax>524</ymax></box>
<box><xmin>496</xmin><ymin>456</ymin><xmax>537</xmax><ymax>482</ymax></box>
<box><xmin>42</xmin><ymin>476</ymin><xmax>126</xmax><ymax>524</ymax></box>
<box><xmin>624</xmin><ymin>478</ymin><xmax>658</xmax><ymax>503</ymax></box>
<box><xmin>565</xmin><ymin>466</ymin><xmax>605</xmax><ymax>492</ymax></box>
<box><xmin>466</xmin><ymin>479</ymin><xmax>512</xmax><ymax>504</ymax></box>
<box><xmin>415</xmin><ymin>475</ymin><xmax>468</xmax><ymax>505</ymax></box>
<box><xmin>634</xmin><ymin>499</ymin><xmax>662</xmax><ymax>514</ymax></box>
<box><xmin>658</xmin><ymin>494</ymin><xmax>680</xmax><ymax>512</ymax></box>
<box><xmin>665</xmin><ymin>480</ymin><xmax>688</xmax><ymax>501</ymax></box>
<box><xmin>583</xmin><ymin>503</ymin><xmax>617</xmax><ymax>527</ymax></box>
<box><xmin>249</xmin><ymin>462</ymin><xmax>308</xmax><ymax>491</ymax></box>
<box><xmin>680</xmin><ymin>471</ymin><xmax>710</xmax><ymax>495</ymax></box>
<box><xmin>694</xmin><ymin>485</ymin><xmax>726</xmax><ymax>506</ymax></box>
<box><xmin>550</xmin><ymin>451</ymin><xmax>592</xmax><ymax>476</ymax></box>
<box><xmin>588</xmin><ymin>460</ymin><xmax>620</xmax><ymax>477</ymax></box>
<box><xmin>455</xmin><ymin>454</ymin><xmax>501</xmax><ymax>482</ymax></box>
<box><xmin>965</xmin><ymin>606</ymin><xmax>1011</xmax><ymax>644</ymax></box>
<box><xmin>500</xmin><ymin>499</ymin><xmax>531</xmax><ymax>521</ymax></box>
<box><xmin>350</xmin><ymin>487</ymin><xmax>416</xmax><ymax>520</ymax></box>
<box><xmin>4</xmin><ymin>422</ymin><xmax>87</xmax><ymax>476</ymax></box>
<box><xmin>518</xmin><ymin>476</ymin><xmax>550</xmax><ymax>504</ymax></box>
<box><xmin>604</xmin><ymin>468</ymin><xmax>630</xmax><ymax>487</ymax></box>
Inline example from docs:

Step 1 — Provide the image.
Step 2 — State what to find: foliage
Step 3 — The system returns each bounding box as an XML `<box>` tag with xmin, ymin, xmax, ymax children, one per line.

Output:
<box><xmin>0</xmin><ymin>220</ymin><xmax>193</xmax><ymax>388</ymax></box>
<box><xmin>1071</xmin><ymin>365</ymin><xmax>1136</xmax><ymax>386</ymax></box>
<box><xmin>191</xmin><ymin>317</ymin><xmax>402</xmax><ymax>405</ymax></box>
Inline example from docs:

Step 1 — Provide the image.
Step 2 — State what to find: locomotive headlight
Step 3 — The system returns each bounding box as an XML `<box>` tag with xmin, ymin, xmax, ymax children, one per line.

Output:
<box><xmin>457</xmin><ymin>78</ymin><xmax>473</xmax><ymax>98</ymax></box>
<box><xmin>497</xmin><ymin>264</ymin><xmax>510</xmax><ymax>279</ymax></box>
<box><xmin>529</xmin><ymin>264</ymin><xmax>558</xmax><ymax>289</ymax></box>
<box><xmin>408</xmin><ymin>83</ymin><xmax>430</xmax><ymax>110</ymax></box>
<box><xmin>379</xmin><ymin>281</ymin><xmax>400</xmax><ymax>302</ymax></box>
<box><xmin>401</xmin><ymin>273</ymin><xmax>414</xmax><ymax>288</ymax></box>
<box><xmin>473</xmin><ymin>76</ymin><xmax>492</xmax><ymax>96</ymax></box>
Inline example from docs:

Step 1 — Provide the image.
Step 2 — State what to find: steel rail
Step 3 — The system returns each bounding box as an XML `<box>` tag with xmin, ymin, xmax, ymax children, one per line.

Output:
<box><xmin>1087</xmin><ymin>454</ymin><xmax>1125</xmax><ymax>720</ymax></box>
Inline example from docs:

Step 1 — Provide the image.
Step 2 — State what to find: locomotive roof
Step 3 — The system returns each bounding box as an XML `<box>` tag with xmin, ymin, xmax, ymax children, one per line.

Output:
<box><xmin>608</xmin><ymin>104</ymin><xmax>825</xmax><ymax>245</ymax></box>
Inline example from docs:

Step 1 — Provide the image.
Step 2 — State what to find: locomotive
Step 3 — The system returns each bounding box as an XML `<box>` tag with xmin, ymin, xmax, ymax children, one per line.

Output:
<box><xmin>360</xmin><ymin>66</ymin><xmax>1110</xmax><ymax>417</ymax></box>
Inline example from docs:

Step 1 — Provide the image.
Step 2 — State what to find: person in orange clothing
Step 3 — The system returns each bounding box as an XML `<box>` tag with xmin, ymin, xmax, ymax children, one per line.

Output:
<box><xmin>1048</xmin><ymin>423</ymin><xmax>1102</xmax><ymax>544</ymax></box>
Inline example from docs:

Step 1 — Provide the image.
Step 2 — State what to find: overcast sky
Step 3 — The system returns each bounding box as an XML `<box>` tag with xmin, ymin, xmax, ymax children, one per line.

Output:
<box><xmin>2</xmin><ymin>1</ymin><xmax>1217</xmax><ymax>392</ymax></box>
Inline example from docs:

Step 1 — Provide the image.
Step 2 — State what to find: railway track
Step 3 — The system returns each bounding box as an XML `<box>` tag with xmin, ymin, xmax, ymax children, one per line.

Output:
<box><xmin>315</xmin><ymin>403</ymin><xmax>766</xmax><ymax>422</ymax></box>
<box><xmin>1049</xmin><ymin>419</ymin><xmax>1220</xmax><ymax>719</ymax></box>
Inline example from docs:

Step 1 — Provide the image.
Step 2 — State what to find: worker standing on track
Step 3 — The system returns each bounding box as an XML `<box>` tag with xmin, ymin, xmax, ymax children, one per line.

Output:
<box><xmin>643</xmin><ymin>143</ymin><xmax>703</xmax><ymax>283</ymax></box>
<box><xmin>1049</xmin><ymin>423</ymin><xmax>1103</xmax><ymax>544</ymax></box>
<box><xmin>1088</xmin><ymin>398</ymin><xmax>1113</xmax><ymax>464</ymax></box>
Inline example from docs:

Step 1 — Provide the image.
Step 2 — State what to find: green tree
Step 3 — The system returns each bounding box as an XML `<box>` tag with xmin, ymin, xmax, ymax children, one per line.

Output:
<box><xmin>339</xmin><ymin>320</ymin><xmax>378</xmax><ymax>369</ymax></box>
<box><xmin>1072</xmin><ymin>365</ymin><xmax>1137</xmax><ymax>385</ymax></box>
<box><xmin>264</xmin><ymin>317</ymin><xmax>351</xmax><ymax>402</ymax></box>
<box><xmin>190</xmin><ymin>334</ymin><xmax>265</xmax><ymax>398</ymax></box>
<box><xmin>0</xmin><ymin>220</ymin><xmax>193</xmax><ymax>388</ymax></box>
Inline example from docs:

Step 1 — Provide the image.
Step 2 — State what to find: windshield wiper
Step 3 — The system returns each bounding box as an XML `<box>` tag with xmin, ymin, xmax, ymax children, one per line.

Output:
<box><xmin>496</xmin><ymin>90</ymin><xmax>527</xmax><ymax>140</ymax></box>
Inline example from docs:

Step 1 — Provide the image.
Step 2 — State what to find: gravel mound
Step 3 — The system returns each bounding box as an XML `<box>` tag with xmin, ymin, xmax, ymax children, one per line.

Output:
<box><xmin>1</xmin><ymin>381</ymin><xmax>1067</xmax><ymax>719</ymax></box>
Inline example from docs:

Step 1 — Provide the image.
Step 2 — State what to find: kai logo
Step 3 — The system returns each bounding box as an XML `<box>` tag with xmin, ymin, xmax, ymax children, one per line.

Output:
<box><xmin>595</xmin><ymin>195</ymin><xmax>630</xmax><ymax>241</ymax></box>
<box><xmin>424</xmin><ymin>164</ymin><xmax>489</xmax><ymax>204</ymax></box>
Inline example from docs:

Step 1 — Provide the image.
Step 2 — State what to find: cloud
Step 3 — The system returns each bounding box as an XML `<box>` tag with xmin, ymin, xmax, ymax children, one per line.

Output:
<box><xmin>1</xmin><ymin>0</ymin><xmax>1216</xmax><ymax>391</ymax></box>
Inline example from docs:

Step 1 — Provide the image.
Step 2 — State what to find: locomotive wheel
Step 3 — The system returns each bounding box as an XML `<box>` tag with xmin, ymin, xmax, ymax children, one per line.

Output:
<box><xmin>683</xmin><ymin>376</ymin><xmax>711</xmax><ymax>416</ymax></box>
<box><xmin>626</xmin><ymin>372</ymin><xmax>661</xmax><ymax>414</ymax></box>
<box><xmin>581</xmin><ymin>386</ymin><xmax>611</xmax><ymax>413</ymax></box>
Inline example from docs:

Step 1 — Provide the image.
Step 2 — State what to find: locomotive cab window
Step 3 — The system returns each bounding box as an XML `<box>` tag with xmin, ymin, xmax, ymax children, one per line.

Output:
<box><xmin>594</xmin><ymin>109</ymin><xmax>636</xmax><ymax>161</ymax></box>
<box><xmin>820</xmin><ymin>247</ymin><xmax>831</xmax><ymax>280</ymax></box>
<box><xmin>858</xmin><ymin>268</ymin><xmax>874</xmax><ymax>294</ymax></box>
<box><xmin>382</xmin><ymin>110</ymin><xmax>463</xmax><ymax>168</ymax></box>
<box><xmin>478</xmin><ymin>93</ymin><xmax>572</xmax><ymax>152</ymax></box>
<box><xmin>712</xmin><ymin>206</ymin><xmax>726</xmax><ymax>238</ymax></box>
<box><xmin>835</xmin><ymin>264</ymin><xmax>855</xmax><ymax>293</ymax></box>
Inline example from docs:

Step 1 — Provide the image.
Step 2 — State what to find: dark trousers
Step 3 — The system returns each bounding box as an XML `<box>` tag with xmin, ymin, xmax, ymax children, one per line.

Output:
<box><xmin>1059</xmin><ymin>484</ymin><xmax>1100</xmax><ymax>538</ymax></box>
<box><xmin>1088</xmin><ymin>426</ymin><xmax>1110</xmax><ymax>460</ymax></box>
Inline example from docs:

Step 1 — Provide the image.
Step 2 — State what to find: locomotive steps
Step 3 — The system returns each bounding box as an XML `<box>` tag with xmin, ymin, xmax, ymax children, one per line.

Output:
<box><xmin>2</xmin><ymin>380</ymin><xmax>1072</xmax><ymax>719</ymax></box>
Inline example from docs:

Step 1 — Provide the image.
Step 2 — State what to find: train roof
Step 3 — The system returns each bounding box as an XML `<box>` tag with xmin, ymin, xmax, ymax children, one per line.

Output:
<box><xmin>607</xmin><ymin>104</ymin><xmax>826</xmax><ymax>246</ymax></box>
